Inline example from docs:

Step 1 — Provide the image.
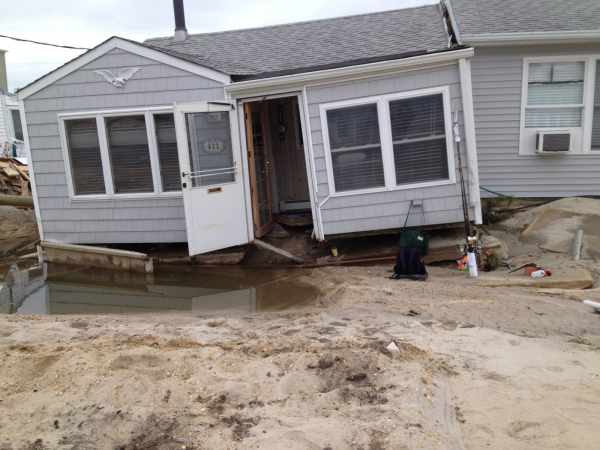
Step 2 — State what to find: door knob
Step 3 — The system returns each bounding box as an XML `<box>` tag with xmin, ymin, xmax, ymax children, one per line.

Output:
<box><xmin>268</xmin><ymin>170</ymin><xmax>273</xmax><ymax>174</ymax></box>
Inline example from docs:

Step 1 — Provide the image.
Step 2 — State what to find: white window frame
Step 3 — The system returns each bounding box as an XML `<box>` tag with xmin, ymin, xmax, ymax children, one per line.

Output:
<box><xmin>58</xmin><ymin>106</ymin><xmax>183</xmax><ymax>201</ymax></box>
<box><xmin>319</xmin><ymin>86</ymin><xmax>456</xmax><ymax>197</ymax></box>
<box><xmin>519</xmin><ymin>55</ymin><xmax>600</xmax><ymax>156</ymax></box>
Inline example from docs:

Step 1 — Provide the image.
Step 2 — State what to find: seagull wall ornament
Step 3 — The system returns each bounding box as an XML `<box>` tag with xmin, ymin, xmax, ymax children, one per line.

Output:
<box><xmin>93</xmin><ymin>67</ymin><xmax>141</xmax><ymax>88</ymax></box>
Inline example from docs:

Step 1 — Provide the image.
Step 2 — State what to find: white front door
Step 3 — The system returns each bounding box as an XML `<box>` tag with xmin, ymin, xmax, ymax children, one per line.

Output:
<box><xmin>173</xmin><ymin>101</ymin><xmax>249</xmax><ymax>256</ymax></box>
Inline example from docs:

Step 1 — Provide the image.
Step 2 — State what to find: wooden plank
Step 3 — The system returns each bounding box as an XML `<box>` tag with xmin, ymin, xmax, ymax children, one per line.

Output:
<box><xmin>572</xmin><ymin>230</ymin><xmax>583</xmax><ymax>261</ymax></box>
<box><xmin>253</xmin><ymin>238</ymin><xmax>304</xmax><ymax>263</ymax></box>
<box><xmin>9</xmin><ymin>161</ymin><xmax>29</xmax><ymax>181</ymax></box>
<box><xmin>3</xmin><ymin>167</ymin><xmax>18</xmax><ymax>178</ymax></box>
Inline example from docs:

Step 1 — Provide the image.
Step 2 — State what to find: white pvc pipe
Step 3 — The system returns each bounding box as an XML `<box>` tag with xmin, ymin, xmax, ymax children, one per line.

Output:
<box><xmin>583</xmin><ymin>300</ymin><xmax>600</xmax><ymax>311</ymax></box>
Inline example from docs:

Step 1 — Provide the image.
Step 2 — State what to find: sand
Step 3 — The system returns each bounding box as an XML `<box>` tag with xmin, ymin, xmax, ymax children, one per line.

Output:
<box><xmin>0</xmin><ymin>206</ymin><xmax>39</xmax><ymax>241</ymax></box>
<box><xmin>1</xmin><ymin>262</ymin><xmax>599</xmax><ymax>450</ymax></box>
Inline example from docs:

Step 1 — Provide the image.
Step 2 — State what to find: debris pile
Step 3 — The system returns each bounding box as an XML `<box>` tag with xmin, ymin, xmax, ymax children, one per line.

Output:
<box><xmin>0</xmin><ymin>158</ymin><xmax>30</xmax><ymax>196</ymax></box>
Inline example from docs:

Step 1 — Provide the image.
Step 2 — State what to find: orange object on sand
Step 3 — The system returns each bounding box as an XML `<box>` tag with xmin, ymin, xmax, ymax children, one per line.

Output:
<box><xmin>525</xmin><ymin>266</ymin><xmax>538</xmax><ymax>276</ymax></box>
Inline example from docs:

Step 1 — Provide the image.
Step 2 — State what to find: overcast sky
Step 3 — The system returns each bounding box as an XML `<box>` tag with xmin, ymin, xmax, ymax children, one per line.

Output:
<box><xmin>0</xmin><ymin>0</ymin><xmax>435</xmax><ymax>92</ymax></box>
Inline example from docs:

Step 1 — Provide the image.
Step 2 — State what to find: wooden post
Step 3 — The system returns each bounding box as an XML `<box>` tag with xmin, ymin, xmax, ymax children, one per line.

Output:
<box><xmin>572</xmin><ymin>230</ymin><xmax>583</xmax><ymax>261</ymax></box>
<box><xmin>21</xmin><ymin>178</ymin><xmax>30</xmax><ymax>196</ymax></box>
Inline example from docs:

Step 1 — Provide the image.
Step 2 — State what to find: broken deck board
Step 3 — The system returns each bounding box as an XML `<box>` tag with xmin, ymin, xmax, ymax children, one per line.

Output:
<box><xmin>41</xmin><ymin>242</ymin><xmax>153</xmax><ymax>273</ymax></box>
<box><xmin>253</xmin><ymin>239</ymin><xmax>304</xmax><ymax>263</ymax></box>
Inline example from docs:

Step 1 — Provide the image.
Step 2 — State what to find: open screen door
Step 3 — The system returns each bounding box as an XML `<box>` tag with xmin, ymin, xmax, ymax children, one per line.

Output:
<box><xmin>244</xmin><ymin>102</ymin><xmax>274</xmax><ymax>237</ymax></box>
<box><xmin>173</xmin><ymin>101</ymin><xmax>249</xmax><ymax>256</ymax></box>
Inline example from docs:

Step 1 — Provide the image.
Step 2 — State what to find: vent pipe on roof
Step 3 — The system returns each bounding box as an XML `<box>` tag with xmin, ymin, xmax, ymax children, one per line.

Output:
<box><xmin>172</xmin><ymin>0</ymin><xmax>189</xmax><ymax>43</ymax></box>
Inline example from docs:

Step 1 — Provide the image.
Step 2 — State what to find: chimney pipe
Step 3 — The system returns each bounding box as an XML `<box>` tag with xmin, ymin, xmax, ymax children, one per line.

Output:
<box><xmin>172</xmin><ymin>0</ymin><xmax>189</xmax><ymax>43</ymax></box>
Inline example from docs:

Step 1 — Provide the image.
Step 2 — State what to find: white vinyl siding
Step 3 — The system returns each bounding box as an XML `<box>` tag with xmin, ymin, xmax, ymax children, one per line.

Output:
<box><xmin>320</xmin><ymin>86</ymin><xmax>455</xmax><ymax>197</ymax></box>
<box><xmin>59</xmin><ymin>107</ymin><xmax>182</xmax><ymax>201</ymax></box>
<box><xmin>325</xmin><ymin>103</ymin><xmax>385</xmax><ymax>192</ymax></box>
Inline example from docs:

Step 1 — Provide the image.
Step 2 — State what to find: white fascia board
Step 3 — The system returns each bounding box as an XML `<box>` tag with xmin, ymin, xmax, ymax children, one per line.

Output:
<box><xmin>462</xmin><ymin>30</ymin><xmax>600</xmax><ymax>47</ymax></box>
<box><xmin>18</xmin><ymin>37</ymin><xmax>229</xmax><ymax>101</ymax></box>
<box><xmin>224</xmin><ymin>48</ymin><xmax>474</xmax><ymax>98</ymax></box>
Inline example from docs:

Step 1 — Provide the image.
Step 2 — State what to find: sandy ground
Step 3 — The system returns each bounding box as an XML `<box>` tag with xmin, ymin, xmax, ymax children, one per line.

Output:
<box><xmin>1</xmin><ymin>262</ymin><xmax>599</xmax><ymax>450</ymax></box>
<box><xmin>0</xmin><ymin>206</ymin><xmax>38</xmax><ymax>241</ymax></box>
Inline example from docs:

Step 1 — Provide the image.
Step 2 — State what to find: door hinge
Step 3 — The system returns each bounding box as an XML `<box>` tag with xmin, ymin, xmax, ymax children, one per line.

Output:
<box><xmin>244</xmin><ymin>112</ymin><xmax>248</xmax><ymax>120</ymax></box>
<box><xmin>248</xmin><ymin>151</ymin><xmax>251</xmax><ymax>158</ymax></box>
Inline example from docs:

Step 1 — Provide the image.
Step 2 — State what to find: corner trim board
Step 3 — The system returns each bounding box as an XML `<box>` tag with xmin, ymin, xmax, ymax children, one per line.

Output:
<box><xmin>458</xmin><ymin>57</ymin><xmax>482</xmax><ymax>225</ymax></box>
<box><xmin>18</xmin><ymin>100</ymin><xmax>44</xmax><ymax>240</ymax></box>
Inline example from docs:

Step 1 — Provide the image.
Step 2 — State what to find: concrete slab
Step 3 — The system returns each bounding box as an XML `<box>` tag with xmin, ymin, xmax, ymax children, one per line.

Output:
<box><xmin>470</xmin><ymin>268</ymin><xmax>593</xmax><ymax>290</ymax></box>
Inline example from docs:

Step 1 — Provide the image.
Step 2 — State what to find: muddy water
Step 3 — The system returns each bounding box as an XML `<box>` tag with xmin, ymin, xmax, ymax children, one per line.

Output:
<box><xmin>0</xmin><ymin>263</ymin><xmax>319</xmax><ymax>316</ymax></box>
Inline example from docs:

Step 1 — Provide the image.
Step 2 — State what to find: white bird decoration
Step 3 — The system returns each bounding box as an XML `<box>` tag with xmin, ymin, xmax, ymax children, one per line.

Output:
<box><xmin>93</xmin><ymin>67</ymin><xmax>141</xmax><ymax>88</ymax></box>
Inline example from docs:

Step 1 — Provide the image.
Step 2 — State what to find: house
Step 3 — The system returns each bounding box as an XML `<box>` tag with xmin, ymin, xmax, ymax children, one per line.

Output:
<box><xmin>445</xmin><ymin>0</ymin><xmax>600</xmax><ymax>199</ymax></box>
<box><xmin>17</xmin><ymin>2</ymin><xmax>482</xmax><ymax>256</ymax></box>
<box><xmin>0</xmin><ymin>49</ymin><xmax>25</xmax><ymax>158</ymax></box>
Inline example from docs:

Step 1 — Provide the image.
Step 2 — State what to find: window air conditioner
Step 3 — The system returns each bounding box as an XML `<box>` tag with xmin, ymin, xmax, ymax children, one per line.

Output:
<box><xmin>535</xmin><ymin>131</ymin><xmax>571</xmax><ymax>154</ymax></box>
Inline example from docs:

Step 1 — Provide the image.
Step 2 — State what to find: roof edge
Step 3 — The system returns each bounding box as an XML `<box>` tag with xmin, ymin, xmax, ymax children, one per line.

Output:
<box><xmin>17</xmin><ymin>37</ymin><xmax>230</xmax><ymax>101</ymax></box>
<box><xmin>145</xmin><ymin>3</ymin><xmax>441</xmax><ymax>43</ymax></box>
<box><xmin>225</xmin><ymin>47</ymin><xmax>474</xmax><ymax>97</ymax></box>
<box><xmin>461</xmin><ymin>30</ymin><xmax>600</xmax><ymax>47</ymax></box>
<box><xmin>444</xmin><ymin>0</ymin><xmax>462</xmax><ymax>45</ymax></box>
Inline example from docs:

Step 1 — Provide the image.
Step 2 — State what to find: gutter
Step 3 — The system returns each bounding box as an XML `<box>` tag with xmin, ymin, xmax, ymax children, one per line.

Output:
<box><xmin>461</xmin><ymin>30</ymin><xmax>600</xmax><ymax>47</ymax></box>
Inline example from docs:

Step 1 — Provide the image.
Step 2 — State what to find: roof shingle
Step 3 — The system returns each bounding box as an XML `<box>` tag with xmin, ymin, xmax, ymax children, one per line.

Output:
<box><xmin>144</xmin><ymin>4</ymin><xmax>449</xmax><ymax>76</ymax></box>
<box><xmin>449</xmin><ymin>0</ymin><xmax>600</xmax><ymax>37</ymax></box>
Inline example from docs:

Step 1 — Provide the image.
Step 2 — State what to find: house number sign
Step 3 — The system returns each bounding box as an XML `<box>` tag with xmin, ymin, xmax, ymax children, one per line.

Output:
<box><xmin>203</xmin><ymin>139</ymin><xmax>225</xmax><ymax>154</ymax></box>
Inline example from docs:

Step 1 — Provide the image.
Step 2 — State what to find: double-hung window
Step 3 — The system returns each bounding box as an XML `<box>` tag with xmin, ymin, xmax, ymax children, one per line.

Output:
<box><xmin>320</xmin><ymin>87</ymin><xmax>455</xmax><ymax>196</ymax></box>
<box><xmin>60</xmin><ymin>108</ymin><xmax>182</xmax><ymax>200</ymax></box>
<box><xmin>521</xmin><ymin>56</ymin><xmax>600</xmax><ymax>154</ymax></box>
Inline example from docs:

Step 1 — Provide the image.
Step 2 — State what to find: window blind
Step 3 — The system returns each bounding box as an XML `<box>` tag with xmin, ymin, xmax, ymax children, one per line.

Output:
<box><xmin>592</xmin><ymin>60</ymin><xmax>600</xmax><ymax>150</ymax></box>
<box><xmin>326</xmin><ymin>103</ymin><xmax>385</xmax><ymax>192</ymax></box>
<box><xmin>389</xmin><ymin>94</ymin><xmax>449</xmax><ymax>186</ymax></box>
<box><xmin>105</xmin><ymin>115</ymin><xmax>154</xmax><ymax>194</ymax></box>
<box><xmin>65</xmin><ymin>118</ymin><xmax>106</xmax><ymax>196</ymax></box>
<box><xmin>526</xmin><ymin>61</ymin><xmax>585</xmax><ymax>128</ymax></box>
<box><xmin>153</xmin><ymin>114</ymin><xmax>181</xmax><ymax>192</ymax></box>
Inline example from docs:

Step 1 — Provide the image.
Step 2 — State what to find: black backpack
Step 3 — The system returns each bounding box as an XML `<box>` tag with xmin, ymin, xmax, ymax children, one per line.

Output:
<box><xmin>391</xmin><ymin>247</ymin><xmax>428</xmax><ymax>281</ymax></box>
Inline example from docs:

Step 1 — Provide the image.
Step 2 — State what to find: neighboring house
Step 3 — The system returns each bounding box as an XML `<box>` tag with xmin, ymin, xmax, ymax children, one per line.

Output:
<box><xmin>16</xmin><ymin>3</ymin><xmax>481</xmax><ymax>255</ymax></box>
<box><xmin>445</xmin><ymin>0</ymin><xmax>600</xmax><ymax>198</ymax></box>
<box><xmin>0</xmin><ymin>49</ymin><xmax>25</xmax><ymax>158</ymax></box>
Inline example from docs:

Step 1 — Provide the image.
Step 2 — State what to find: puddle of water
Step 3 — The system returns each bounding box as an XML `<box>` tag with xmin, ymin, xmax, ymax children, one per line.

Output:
<box><xmin>0</xmin><ymin>263</ymin><xmax>319</xmax><ymax>316</ymax></box>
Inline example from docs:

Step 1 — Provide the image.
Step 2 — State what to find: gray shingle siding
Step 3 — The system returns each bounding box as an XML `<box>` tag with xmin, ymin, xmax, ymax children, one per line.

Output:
<box><xmin>306</xmin><ymin>64</ymin><xmax>475</xmax><ymax>236</ymax></box>
<box><xmin>145</xmin><ymin>5</ymin><xmax>449</xmax><ymax>76</ymax></box>
<box><xmin>24</xmin><ymin>48</ymin><xmax>225</xmax><ymax>244</ymax></box>
<box><xmin>449</xmin><ymin>0</ymin><xmax>600</xmax><ymax>37</ymax></box>
<box><xmin>471</xmin><ymin>43</ymin><xmax>600</xmax><ymax>198</ymax></box>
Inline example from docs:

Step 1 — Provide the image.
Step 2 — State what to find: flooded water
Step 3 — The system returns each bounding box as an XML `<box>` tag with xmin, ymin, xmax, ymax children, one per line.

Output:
<box><xmin>0</xmin><ymin>262</ymin><xmax>319</xmax><ymax>316</ymax></box>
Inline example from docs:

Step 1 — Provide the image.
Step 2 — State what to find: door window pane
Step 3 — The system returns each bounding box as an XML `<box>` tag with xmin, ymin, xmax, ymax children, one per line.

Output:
<box><xmin>326</xmin><ymin>103</ymin><xmax>384</xmax><ymax>192</ymax></box>
<box><xmin>105</xmin><ymin>115</ymin><xmax>154</xmax><ymax>194</ymax></box>
<box><xmin>592</xmin><ymin>60</ymin><xmax>600</xmax><ymax>150</ymax></box>
<box><xmin>389</xmin><ymin>94</ymin><xmax>449</xmax><ymax>186</ymax></box>
<box><xmin>64</xmin><ymin>118</ymin><xmax>106</xmax><ymax>196</ymax></box>
<box><xmin>526</xmin><ymin>61</ymin><xmax>585</xmax><ymax>128</ymax></box>
<box><xmin>153</xmin><ymin>114</ymin><xmax>181</xmax><ymax>192</ymax></box>
<box><xmin>185</xmin><ymin>112</ymin><xmax>235</xmax><ymax>187</ymax></box>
